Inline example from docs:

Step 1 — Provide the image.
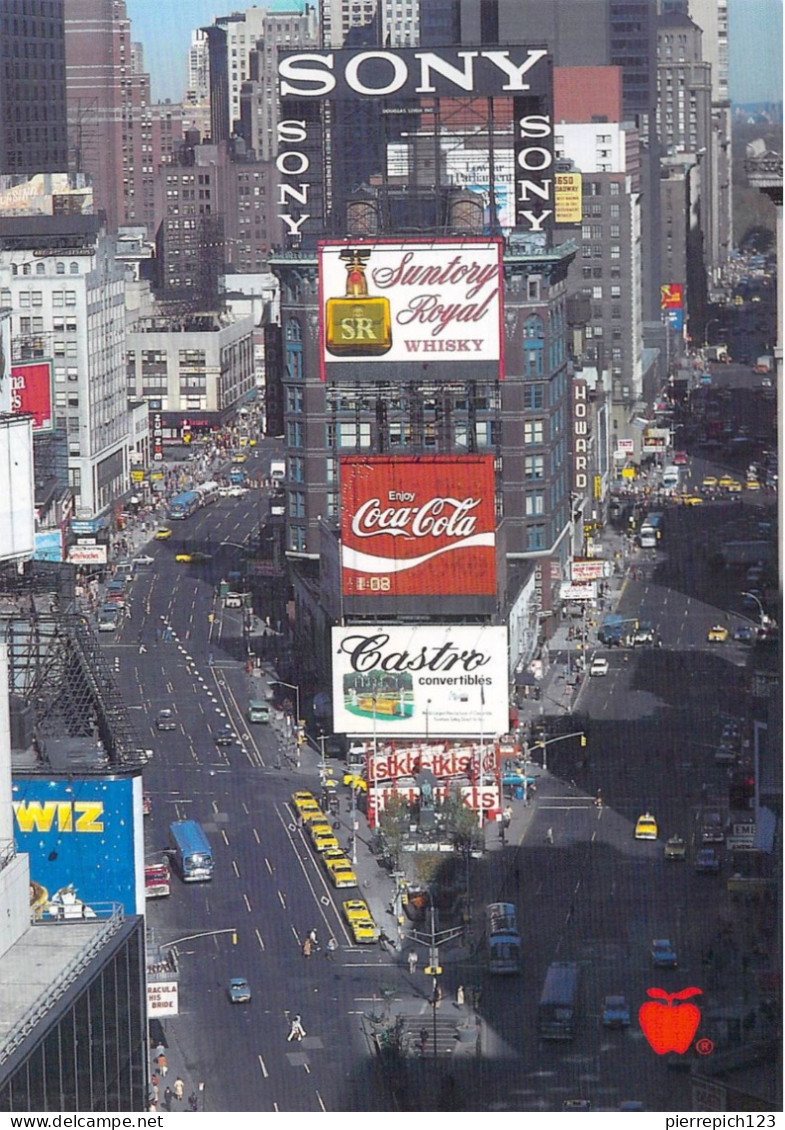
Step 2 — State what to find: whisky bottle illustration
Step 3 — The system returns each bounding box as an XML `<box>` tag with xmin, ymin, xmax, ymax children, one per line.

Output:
<box><xmin>325</xmin><ymin>249</ymin><xmax>392</xmax><ymax>356</ymax></box>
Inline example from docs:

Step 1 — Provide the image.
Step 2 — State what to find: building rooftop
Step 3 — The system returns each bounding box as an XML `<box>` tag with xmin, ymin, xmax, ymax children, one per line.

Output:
<box><xmin>0</xmin><ymin>907</ymin><xmax>125</xmax><ymax>1066</ymax></box>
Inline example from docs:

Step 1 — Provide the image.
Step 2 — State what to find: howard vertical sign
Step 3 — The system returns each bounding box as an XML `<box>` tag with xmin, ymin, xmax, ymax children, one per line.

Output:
<box><xmin>572</xmin><ymin>378</ymin><xmax>589</xmax><ymax>490</ymax></box>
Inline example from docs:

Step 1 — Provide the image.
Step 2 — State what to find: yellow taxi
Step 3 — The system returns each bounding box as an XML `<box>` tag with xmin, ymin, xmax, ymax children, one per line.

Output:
<box><xmin>745</xmin><ymin>478</ymin><xmax>761</xmax><ymax>491</ymax></box>
<box><xmin>231</xmin><ymin>452</ymin><xmax>248</xmax><ymax>464</ymax></box>
<box><xmin>322</xmin><ymin>850</ymin><xmax>358</xmax><ymax>889</ymax></box>
<box><xmin>342</xmin><ymin>899</ymin><xmax>378</xmax><ymax>944</ymax></box>
<box><xmin>707</xmin><ymin>624</ymin><xmax>729</xmax><ymax>643</ymax></box>
<box><xmin>308</xmin><ymin>822</ymin><xmax>340</xmax><ymax>852</ymax></box>
<box><xmin>291</xmin><ymin>791</ymin><xmax>319</xmax><ymax>816</ymax></box>
<box><xmin>701</xmin><ymin>476</ymin><xmax>717</xmax><ymax>490</ymax></box>
<box><xmin>718</xmin><ymin>475</ymin><xmax>736</xmax><ymax>489</ymax></box>
<box><xmin>725</xmin><ymin>479</ymin><xmax>743</xmax><ymax>493</ymax></box>
<box><xmin>678</xmin><ymin>494</ymin><xmax>703</xmax><ymax>506</ymax></box>
<box><xmin>634</xmin><ymin>813</ymin><xmax>658</xmax><ymax>840</ymax></box>
<box><xmin>154</xmin><ymin>527</ymin><xmax>172</xmax><ymax>540</ymax></box>
<box><xmin>342</xmin><ymin>770</ymin><xmax>368</xmax><ymax>792</ymax></box>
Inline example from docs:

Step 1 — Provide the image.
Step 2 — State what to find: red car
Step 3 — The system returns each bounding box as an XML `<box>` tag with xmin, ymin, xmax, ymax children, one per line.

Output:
<box><xmin>673</xmin><ymin>451</ymin><xmax>689</xmax><ymax>465</ymax></box>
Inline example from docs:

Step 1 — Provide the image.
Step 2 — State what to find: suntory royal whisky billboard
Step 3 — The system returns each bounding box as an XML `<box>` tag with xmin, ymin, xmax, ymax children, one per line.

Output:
<box><xmin>340</xmin><ymin>455</ymin><xmax>497</xmax><ymax>599</ymax></box>
<box><xmin>318</xmin><ymin>238</ymin><xmax>504</xmax><ymax>382</ymax></box>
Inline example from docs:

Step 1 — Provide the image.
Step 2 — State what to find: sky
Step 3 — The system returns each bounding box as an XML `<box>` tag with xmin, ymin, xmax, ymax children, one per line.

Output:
<box><xmin>125</xmin><ymin>0</ymin><xmax>783</xmax><ymax>107</ymax></box>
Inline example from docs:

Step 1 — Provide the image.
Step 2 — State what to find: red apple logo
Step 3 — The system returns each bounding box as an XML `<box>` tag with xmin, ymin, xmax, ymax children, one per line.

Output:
<box><xmin>639</xmin><ymin>987</ymin><xmax>703</xmax><ymax>1054</ymax></box>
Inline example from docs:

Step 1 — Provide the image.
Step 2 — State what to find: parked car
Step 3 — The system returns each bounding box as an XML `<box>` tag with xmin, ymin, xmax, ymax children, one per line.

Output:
<box><xmin>651</xmin><ymin>939</ymin><xmax>678</xmax><ymax>968</ymax></box>
<box><xmin>664</xmin><ymin>835</ymin><xmax>686</xmax><ymax>860</ymax></box>
<box><xmin>602</xmin><ymin>995</ymin><xmax>631</xmax><ymax>1028</ymax></box>
<box><xmin>227</xmin><ymin>977</ymin><xmax>252</xmax><ymax>1003</ymax></box>
<box><xmin>635</xmin><ymin>813</ymin><xmax>658</xmax><ymax>840</ymax></box>
<box><xmin>695</xmin><ymin>848</ymin><xmax>721</xmax><ymax>874</ymax></box>
<box><xmin>155</xmin><ymin>709</ymin><xmax>177</xmax><ymax>732</ymax></box>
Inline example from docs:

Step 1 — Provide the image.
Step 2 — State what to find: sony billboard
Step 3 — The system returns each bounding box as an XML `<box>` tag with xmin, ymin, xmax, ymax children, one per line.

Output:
<box><xmin>319</xmin><ymin>239</ymin><xmax>503</xmax><ymax>382</ymax></box>
<box><xmin>340</xmin><ymin>454</ymin><xmax>497</xmax><ymax>599</ymax></box>
<box><xmin>277</xmin><ymin>46</ymin><xmax>554</xmax><ymax>243</ymax></box>
<box><xmin>331</xmin><ymin>624</ymin><xmax>508</xmax><ymax>738</ymax></box>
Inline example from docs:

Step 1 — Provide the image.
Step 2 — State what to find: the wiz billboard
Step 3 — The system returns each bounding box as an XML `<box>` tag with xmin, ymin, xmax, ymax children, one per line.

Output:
<box><xmin>12</xmin><ymin>775</ymin><xmax>145</xmax><ymax>915</ymax></box>
<box><xmin>331</xmin><ymin>624</ymin><xmax>508</xmax><ymax>738</ymax></box>
<box><xmin>340</xmin><ymin>454</ymin><xmax>497</xmax><ymax>598</ymax></box>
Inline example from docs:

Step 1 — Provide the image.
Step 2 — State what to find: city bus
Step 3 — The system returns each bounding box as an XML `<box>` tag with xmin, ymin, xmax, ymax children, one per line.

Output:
<box><xmin>168</xmin><ymin>490</ymin><xmax>200</xmax><ymax>520</ymax></box>
<box><xmin>538</xmin><ymin>962</ymin><xmax>579</xmax><ymax>1040</ymax></box>
<box><xmin>639</xmin><ymin>512</ymin><xmax>664</xmax><ymax>549</ymax></box>
<box><xmin>486</xmin><ymin>902</ymin><xmax>521</xmax><ymax>974</ymax></box>
<box><xmin>168</xmin><ymin>820</ymin><xmax>214</xmax><ymax>882</ymax></box>
<box><xmin>195</xmin><ymin>480</ymin><xmax>220</xmax><ymax>507</ymax></box>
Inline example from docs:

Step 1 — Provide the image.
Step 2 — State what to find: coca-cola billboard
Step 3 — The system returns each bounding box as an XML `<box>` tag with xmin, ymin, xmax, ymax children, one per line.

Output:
<box><xmin>331</xmin><ymin>624</ymin><xmax>508</xmax><ymax>738</ymax></box>
<box><xmin>340</xmin><ymin>455</ymin><xmax>496</xmax><ymax>597</ymax></box>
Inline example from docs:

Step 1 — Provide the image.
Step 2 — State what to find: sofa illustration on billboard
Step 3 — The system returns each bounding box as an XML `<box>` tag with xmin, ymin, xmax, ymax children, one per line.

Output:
<box><xmin>342</xmin><ymin>672</ymin><xmax>414</xmax><ymax>722</ymax></box>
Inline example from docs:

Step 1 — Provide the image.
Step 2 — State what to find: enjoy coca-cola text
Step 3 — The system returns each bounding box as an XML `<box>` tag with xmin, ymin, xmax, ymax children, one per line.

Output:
<box><xmin>350</xmin><ymin>495</ymin><xmax>482</xmax><ymax>540</ymax></box>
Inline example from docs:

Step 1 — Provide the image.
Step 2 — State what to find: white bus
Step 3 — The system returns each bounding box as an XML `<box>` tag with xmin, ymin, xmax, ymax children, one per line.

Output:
<box><xmin>487</xmin><ymin>902</ymin><xmax>521</xmax><ymax>974</ymax></box>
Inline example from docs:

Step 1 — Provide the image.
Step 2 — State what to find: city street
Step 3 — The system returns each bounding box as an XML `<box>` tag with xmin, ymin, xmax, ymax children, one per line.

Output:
<box><xmin>91</xmin><ymin>437</ymin><xmax>777</xmax><ymax>1112</ymax></box>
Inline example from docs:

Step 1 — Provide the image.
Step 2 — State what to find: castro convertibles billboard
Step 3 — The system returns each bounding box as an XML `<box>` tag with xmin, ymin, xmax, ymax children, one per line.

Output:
<box><xmin>11</xmin><ymin>776</ymin><xmax>145</xmax><ymax>915</ymax></box>
<box><xmin>318</xmin><ymin>239</ymin><xmax>503</xmax><ymax>382</ymax></box>
<box><xmin>340</xmin><ymin>455</ymin><xmax>496</xmax><ymax>598</ymax></box>
<box><xmin>332</xmin><ymin>624</ymin><xmax>508</xmax><ymax>738</ymax></box>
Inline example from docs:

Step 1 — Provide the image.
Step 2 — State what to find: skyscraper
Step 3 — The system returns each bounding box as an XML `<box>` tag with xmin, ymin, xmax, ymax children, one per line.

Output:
<box><xmin>0</xmin><ymin>0</ymin><xmax>69</xmax><ymax>176</ymax></box>
<box><xmin>64</xmin><ymin>0</ymin><xmax>183</xmax><ymax>234</ymax></box>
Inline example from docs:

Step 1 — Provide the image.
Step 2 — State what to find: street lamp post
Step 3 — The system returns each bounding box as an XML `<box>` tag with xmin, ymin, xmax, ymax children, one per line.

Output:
<box><xmin>740</xmin><ymin>591</ymin><xmax>771</xmax><ymax>632</ymax></box>
<box><xmin>270</xmin><ymin>679</ymin><xmax>301</xmax><ymax>768</ymax></box>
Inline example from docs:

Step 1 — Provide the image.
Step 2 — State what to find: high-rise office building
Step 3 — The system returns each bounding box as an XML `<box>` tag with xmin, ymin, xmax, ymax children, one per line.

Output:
<box><xmin>64</xmin><ymin>0</ymin><xmax>184</xmax><ymax>235</ymax></box>
<box><xmin>0</xmin><ymin>0</ymin><xmax>69</xmax><ymax>177</ymax></box>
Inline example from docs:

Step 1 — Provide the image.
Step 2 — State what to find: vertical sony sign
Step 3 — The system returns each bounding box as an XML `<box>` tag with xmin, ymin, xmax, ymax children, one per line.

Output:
<box><xmin>514</xmin><ymin>89</ymin><xmax>554</xmax><ymax>232</ymax></box>
<box><xmin>572</xmin><ymin>378</ymin><xmax>589</xmax><ymax>490</ymax></box>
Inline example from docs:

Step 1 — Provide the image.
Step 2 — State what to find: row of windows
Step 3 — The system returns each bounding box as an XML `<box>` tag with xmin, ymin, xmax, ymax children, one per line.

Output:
<box><xmin>11</xmin><ymin>261</ymin><xmax>80</xmax><ymax>276</ymax></box>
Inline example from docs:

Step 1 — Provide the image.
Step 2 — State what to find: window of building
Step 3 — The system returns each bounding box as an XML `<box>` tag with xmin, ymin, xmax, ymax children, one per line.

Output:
<box><xmin>610</xmin><ymin>245</ymin><xmax>620</xmax><ymax>260</ymax></box>
<box><xmin>286</xmin><ymin>386</ymin><xmax>303</xmax><ymax>413</ymax></box>
<box><xmin>524</xmin><ymin>419</ymin><xmax>544</xmax><ymax>445</ymax></box>
<box><xmin>524</xmin><ymin>454</ymin><xmax>544</xmax><ymax>480</ymax></box>
<box><xmin>523</xmin><ymin>383</ymin><xmax>545</xmax><ymax>410</ymax></box>
<box><xmin>286</xmin><ymin>420</ymin><xmax>303</xmax><ymax>447</ymax></box>
<box><xmin>290</xmin><ymin>456</ymin><xmax>304</xmax><ymax>482</ymax></box>
<box><xmin>525</xmin><ymin>492</ymin><xmax>544</xmax><ymax>516</ymax></box>
<box><xmin>288</xmin><ymin>490</ymin><xmax>306</xmax><ymax>518</ymax></box>
<box><xmin>289</xmin><ymin>525</ymin><xmax>306</xmax><ymax>552</ymax></box>
<box><xmin>35</xmin><ymin>262</ymin><xmax>45</xmax><ymax>275</ymax></box>
<box><xmin>527</xmin><ymin>523</ymin><xmax>546</xmax><ymax>550</ymax></box>
<box><xmin>610</xmin><ymin>182</ymin><xmax>620</xmax><ymax>195</ymax></box>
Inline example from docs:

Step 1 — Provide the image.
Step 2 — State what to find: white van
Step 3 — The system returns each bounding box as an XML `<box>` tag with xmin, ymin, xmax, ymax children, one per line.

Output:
<box><xmin>661</xmin><ymin>465</ymin><xmax>680</xmax><ymax>490</ymax></box>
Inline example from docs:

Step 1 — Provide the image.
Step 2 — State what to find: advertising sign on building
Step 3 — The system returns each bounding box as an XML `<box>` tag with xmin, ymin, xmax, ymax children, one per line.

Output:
<box><xmin>555</xmin><ymin>171</ymin><xmax>582</xmax><ymax>223</ymax></box>
<box><xmin>331</xmin><ymin>624</ymin><xmax>508</xmax><ymax>737</ymax></box>
<box><xmin>11</xmin><ymin>775</ymin><xmax>144</xmax><ymax>915</ymax></box>
<box><xmin>147</xmin><ymin>981</ymin><xmax>179</xmax><ymax>1017</ymax></box>
<box><xmin>571</xmin><ymin>557</ymin><xmax>607</xmax><ymax>583</ymax></box>
<box><xmin>0</xmin><ymin>415</ymin><xmax>34</xmax><ymax>561</ymax></box>
<box><xmin>10</xmin><ymin>360</ymin><xmax>54</xmax><ymax>433</ymax></box>
<box><xmin>318</xmin><ymin>239</ymin><xmax>503</xmax><ymax>382</ymax></box>
<box><xmin>340</xmin><ymin>455</ymin><xmax>496</xmax><ymax>598</ymax></box>
<box><xmin>68</xmin><ymin>544</ymin><xmax>108</xmax><ymax>565</ymax></box>
<box><xmin>660</xmin><ymin>283</ymin><xmax>684</xmax><ymax>310</ymax></box>
<box><xmin>572</xmin><ymin>377</ymin><xmax>589</xmax><ymax>490</ymax></box>
<box><xmin>367</xmin><ymin>741</ymin><xmax>498</xmax><ymax>784</ymax></box>
<box><xmin>367</xmin><ymin>782</ymin><xmax>501</xmax><ymax>827</ymax></box>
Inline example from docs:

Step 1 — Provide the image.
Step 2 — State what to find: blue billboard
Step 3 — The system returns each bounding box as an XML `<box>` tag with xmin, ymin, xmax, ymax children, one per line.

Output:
<box><xmin>11</xmin><ymin>775</ymin><xmax>144</xmax><ymax>915</ymax></box>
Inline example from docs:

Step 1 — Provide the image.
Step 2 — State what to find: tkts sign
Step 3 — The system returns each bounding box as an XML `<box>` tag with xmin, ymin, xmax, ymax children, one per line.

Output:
<box><xmin>340</xmin><ymin>455</ymin><xmax>496</xmax><ymax>597</ymax></box>
<box><xmin>368</xmin><ymin>743</ymin><xmax>498</xmax><ymax>784</ymax></box>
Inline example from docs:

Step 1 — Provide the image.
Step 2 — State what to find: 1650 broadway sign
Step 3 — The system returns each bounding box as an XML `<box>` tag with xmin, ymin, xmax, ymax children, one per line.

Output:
<box><xmin>340</xmin><ymin>455</ymin><xmax>496</xmax><ymax>598</ymax></box>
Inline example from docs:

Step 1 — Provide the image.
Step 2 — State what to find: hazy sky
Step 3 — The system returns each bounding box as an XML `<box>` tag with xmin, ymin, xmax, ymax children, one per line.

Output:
<box><xmin>125</xmin><ymin>0</ymin><xmax>783</xmax><ymax>107</ymax></box>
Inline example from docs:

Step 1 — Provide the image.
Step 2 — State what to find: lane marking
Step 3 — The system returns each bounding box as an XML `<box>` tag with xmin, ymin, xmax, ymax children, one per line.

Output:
<box><xmin>255</xmin><ymin>927</ymin><xmax>265</xmax><ymax>951</ymax></box>
<box><xmin>258</xmin><ymin>1054</ymin><xmax>268</xmax><ymax>1079</ymax></box>
<box><xmin>265</xmin><ymin>857</ymin><xmax>273</xmax><ymax>875</ymax></box>
<box><xmin>232</xmin><ymin>859</ymin><xmax>240</xmax><ymax>878</ymax></box>
<box><xmin>253</xmin><ymin>828</ymin><xmax>261</xmax><ymax>845</ymax></box>
<box><xmin>277</xmin><ymin>889</ymin><xmax>287</xmax><ymax>909</ymax></box>
<box><xmin>243</xmin><ymin>892</ymin><xmax>252</xmax><ymax>913</ymax></box>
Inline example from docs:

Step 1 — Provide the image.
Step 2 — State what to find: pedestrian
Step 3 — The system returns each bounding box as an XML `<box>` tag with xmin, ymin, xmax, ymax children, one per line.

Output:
<box><xmin>287</xmin><ymin>1015</ymin><xmax>306</xmax><ymax>1041</ymax></box>
<box><xmin>419</xmin><ymin>1027</ymin><xmax>429</xmax><ymax>1054</ymax></box>
<box><xmin>456</xmin><ymin>984</ymin><xmax>465</xmax><ymax>1007</ymax></box>
<box><xmin>408</xmin><ymin>949</ymin><xmax>418</xmax><ymax>976</ymax></box>
<box><xmin>157</xmin><ymin>1052</ymin><xmax>168</xmax><ymax>1076</ymax></box>
<box><xmin>309</xmin><ymin>927</ymin><xmax>319</xmax><ymax>949</ymax></box>
<box><xmin>173</xmin><ymin>1077</ymin><xmax>184</xmax><ymax>1102</ymax></box>
<box><xmin>503</xmin><ymin>805</ymin><xmax>513</xmax><ymax>828</ymax></box>
<box><xmin>188</xmin><ymin>1093</ymin><xmax>198</xmax><ymax>1112</ymax></box>
<box><xmin>163</xmin><ymin>1086</ymin><xmax>173</xmax><ymax>1111</ymax></box>
<box><xmin>545</xmin><ymin>826</ymin><xmax>554</xmax><ymax>845</ymax></box>
<box><xmin>302</xmin><ymin>936</ymin><xmax>312</xmax><ymax>958</ymax></box>
<box><xmin>594</xmin><ymin>789</ymin><xmax>603</xmax><ymax>808</ymax></box>
<box><xmin>325</xmin><ymin>937</ymin><xmax>337</xmax><ymax>961</ymax></box>
<box><xmin>150</xmin><ymin>1075</ymin><xmax>159</xmax><ymax>1104</ymax></box>
<box><xmin>433</xmin><ymin>984</ymin><xmax>443</xmax><ymax>1009</ymax></box>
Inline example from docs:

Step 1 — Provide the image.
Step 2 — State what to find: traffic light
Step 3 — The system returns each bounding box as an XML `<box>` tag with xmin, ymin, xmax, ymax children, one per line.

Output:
<box><xmin>424</xmin><ymin>966</ymin><xmax>442</xmax><ymax>976</ymax></box>
<box><xmin>580</xmin><ymin>734</ymin><xmax>587</xmax><ymax>747</ymax></box>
